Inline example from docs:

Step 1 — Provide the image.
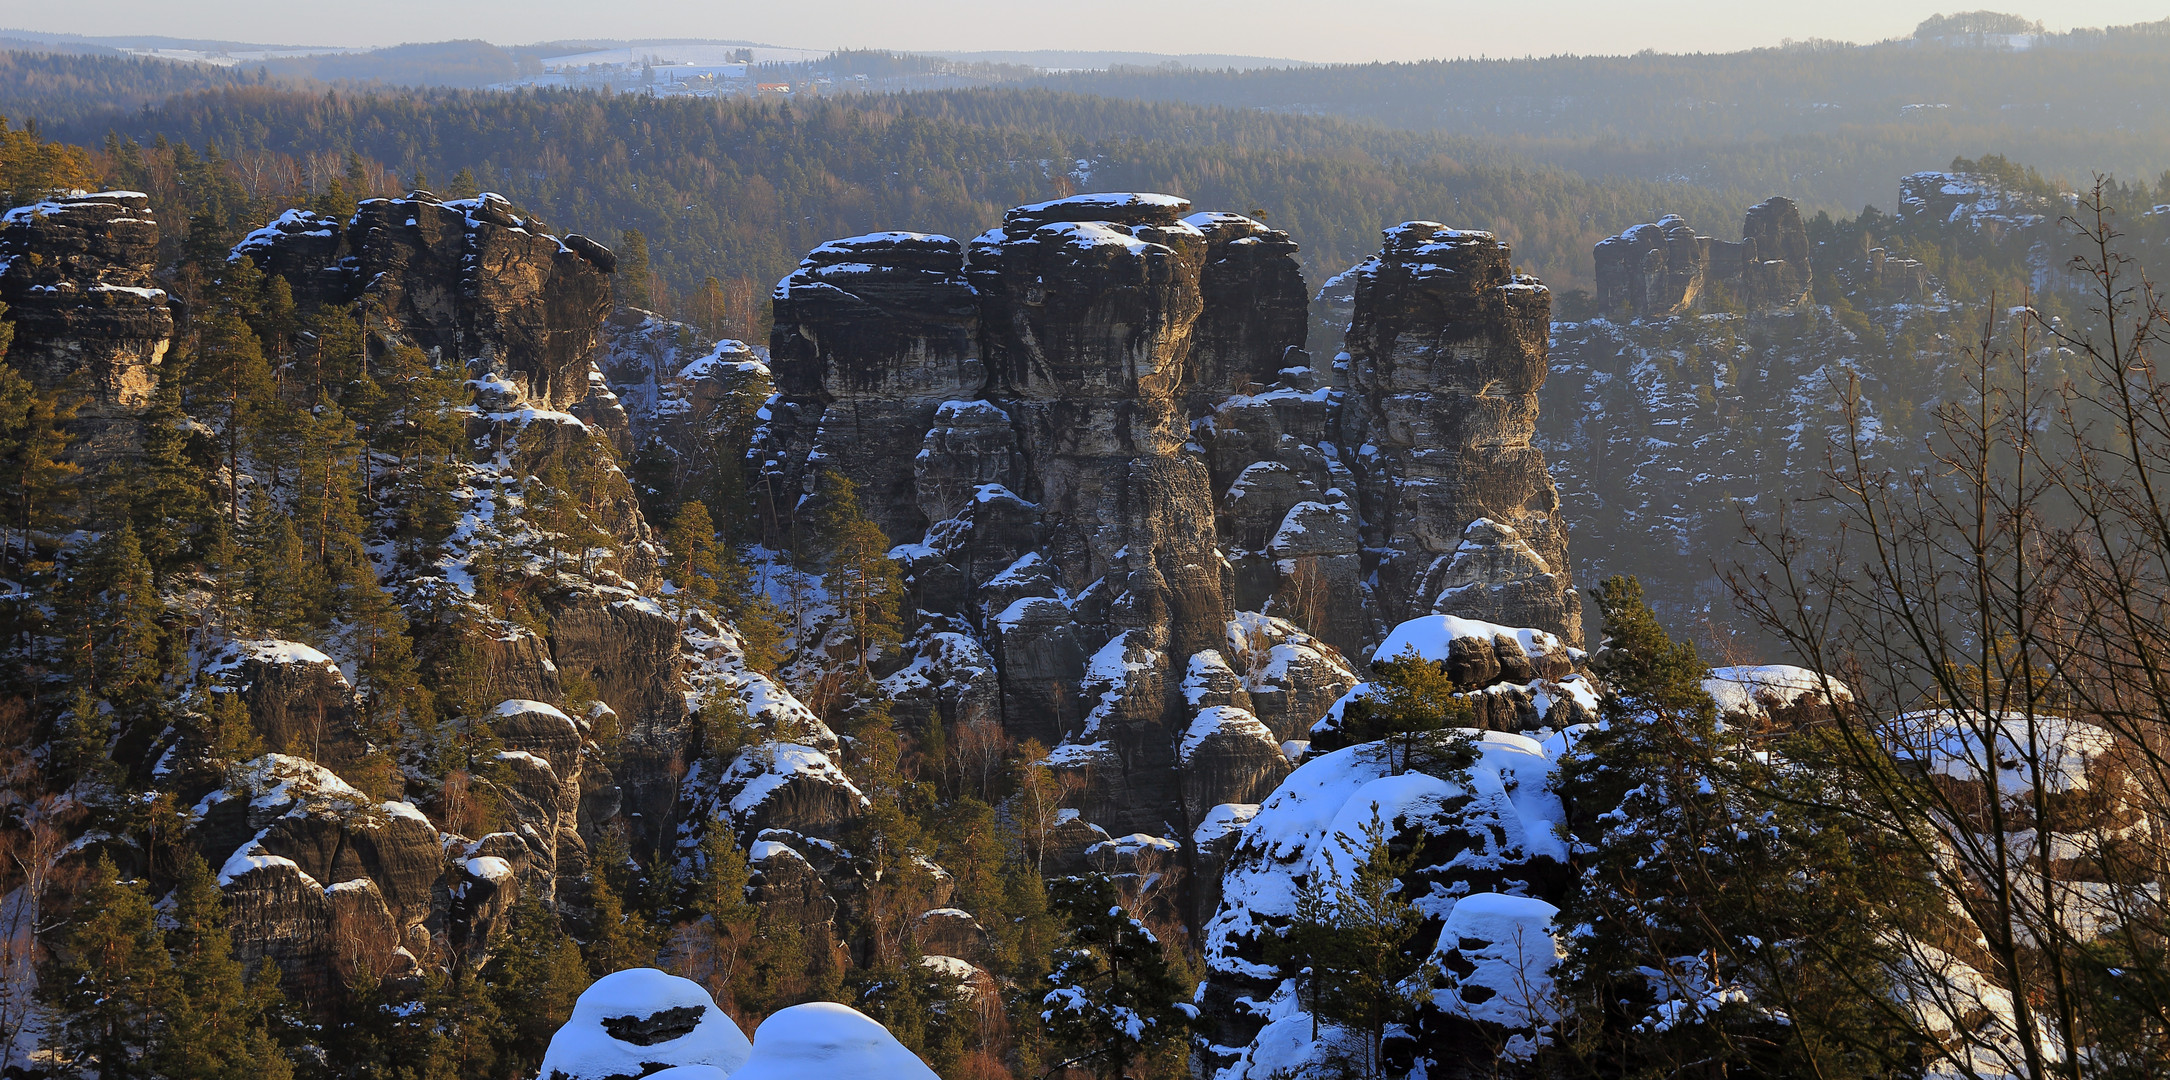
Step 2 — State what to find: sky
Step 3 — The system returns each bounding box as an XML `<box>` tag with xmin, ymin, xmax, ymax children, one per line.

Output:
<box><xmin>10</xmin><ymin>0</ymin><xmax>2170</xmax><ymax>62</ymax></box>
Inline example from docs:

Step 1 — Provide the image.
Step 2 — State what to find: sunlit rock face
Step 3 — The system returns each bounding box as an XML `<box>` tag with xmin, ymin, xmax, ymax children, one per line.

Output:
<box><xmin>0</xmin><ymin>191</ymin><xmax>174</xmax><ymax>463</ymax></box>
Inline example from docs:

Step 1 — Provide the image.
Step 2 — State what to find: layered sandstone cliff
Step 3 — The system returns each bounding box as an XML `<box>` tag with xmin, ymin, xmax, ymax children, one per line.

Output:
<box><xmin>0</xmin><ymin>191</ymin><xmax>173</xmax><ymax>461</ymax></box>
<box><xmin>762</xmin><ymin>194</ymin><xmax>1583</xmax><ymax>854</ymax></box>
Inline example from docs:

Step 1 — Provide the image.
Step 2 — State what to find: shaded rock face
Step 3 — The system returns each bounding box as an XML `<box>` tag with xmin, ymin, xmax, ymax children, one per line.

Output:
<box><xmin>234</xmin><ymin>191</ymin><xmax>615</xmax><ymax>409</ymax></box>
<box><xmin>764</xmin><ymin>194</ymin><xmax>1578</xmax><ymax>845</ymax></box>
<box><xmin>768</xmin><ymin>232</ymin><xmax>982</xmax><ymax>542</ymax></box>
<box><xmin>0</xmin><ymin>191</ymin><xmax>173</xmax><ymax>462</ymax></box>
<box><xmin>1593</xmin><ymin>196</ymin><xmax>1812</xmax><ymax>319</ymax></box>
<box><xmin>191</xmin><ymin>756</ymin><xmax>444</xmax><ymax>1001</ymax></box>
<box><xmin>1339</xmin><ymin>224</ymin><xmax>1581</xmax><ymax>643</ymax></box>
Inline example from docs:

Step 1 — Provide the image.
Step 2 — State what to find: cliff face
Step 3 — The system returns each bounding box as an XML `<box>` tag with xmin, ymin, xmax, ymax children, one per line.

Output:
<box><xmin>1337</xmin><ymin>224</ymin><xmax>1581</xmax><ymax>644</ymax></box>
<box><xmin>1593</xmin><ymin>196</ymin><xmax>1812</xmax><ymax>319</ymax></box>
<box><xmin>234</xmin><ymin>191</ymin><xmax>618</xmax><ymax>409</ymax></box>
<box><xmin>0</xmin><ymin>191</ymin><xmax>174</xmax><ymax>462</ymax></box>
<box><xmin>765</xmin><ymin>195</ymin><xmax>1581</xmax><ymax>849</ymax></box>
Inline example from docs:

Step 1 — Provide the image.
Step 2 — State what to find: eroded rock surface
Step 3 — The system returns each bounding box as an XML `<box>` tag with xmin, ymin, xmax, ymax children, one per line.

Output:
<box><xmin>0</xmin><ymin>191</ymin><xmax>173</xmax><ymax>461</ymax></box>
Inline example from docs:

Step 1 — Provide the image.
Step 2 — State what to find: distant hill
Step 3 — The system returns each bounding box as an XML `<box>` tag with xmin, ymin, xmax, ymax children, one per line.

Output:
<box><xmin>925</xmin><ymin>50</ymin><xmax>1315</xmax><ymax>71</ymax></box>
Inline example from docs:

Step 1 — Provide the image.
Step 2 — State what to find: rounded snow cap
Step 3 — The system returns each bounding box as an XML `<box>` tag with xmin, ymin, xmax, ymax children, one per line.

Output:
<box><xmin>537</xmin><ymin>968</ymin><xmax>752</xmax><ymax>1080</ymax></box>
<box><xmin>733</xmin><ymin>1001</ymin><xmax>940</xmax><ymax>1080</ymax></box>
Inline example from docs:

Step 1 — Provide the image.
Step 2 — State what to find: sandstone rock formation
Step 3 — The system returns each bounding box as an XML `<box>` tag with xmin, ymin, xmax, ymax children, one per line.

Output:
<box><xmin>0</xmin><ymin>191</ymin><xmax>173</xmax><ymax>461</ymax></box>
<box><xmin>761</xmin><ymin>194</ymin><xmax>1580</xmax><ymax>860</ymax></box>
<box><xmin>1593</xmin><ymin>196</ymin><xmax>1812</xmax><ymax>318</ymax></box>
<box><xmin>233</xmin><ymin>190</ymin><xmax>617</xmax><ymax>409</ymax></box>
<box><xmin>1338</xmin><ymin>224</ymin><xmax>1581</xmax><ymax>642</ymax></box>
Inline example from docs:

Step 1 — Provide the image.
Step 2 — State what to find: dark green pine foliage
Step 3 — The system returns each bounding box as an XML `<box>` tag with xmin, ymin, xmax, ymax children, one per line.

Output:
<box><xmin>481</xmin><ymin>894</ymin><xmax>591</xmax><ymax>1078</ymax></box>
<box><xmin>125</xmin><ymin>375</ymin><xmax>215</xmax><ymax>576</ymax></box>
<box><xmin>151</xmin><ymin>853</ymin><xmax>295</xmax><ymax>1080</ymax></box>
<box><xmin>89</xmin><ymin>524</ymin><xmax>166</xmax><ymax>714</ymax></box>
<box><xmin>43</xmin><ymin>856</ymin><xmax>167</xmax><ymax>1080</ymax></box>
<box><xmin>1551</xmin><ymin>576</ymin><xmax>1923</xmax><ymax>1080</ymax></box>
<box><xmin>1040</xmin><ymin>874</ymin><xmax>1192</xmax><ymax>1080</ymax></box>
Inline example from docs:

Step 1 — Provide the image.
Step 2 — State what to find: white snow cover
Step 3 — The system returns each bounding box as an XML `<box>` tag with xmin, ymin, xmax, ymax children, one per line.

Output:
<box><xmin>725</xmin><ymin>743</ymin><xmax>866</xmax><ymax>817</ymax></box>
<box><xmin>1205</xmin><ymin>732</ymin><xmax>1566</xmax><ymax>977</ymax></box>
<box><xmin>537</xmin><ymin>969</ymin><xmax>752</xmax><ymax>1080</ymax></box>
<box><xmin>204</xmin><ymin>638</ymin><xmax>347</xmax><ymax>682</ymax></box>
<box><xmin>1702</xmin><ymin>665</ymin><xmax>1851</xmax><ymax>718</ymax></box>
<box><xmin>1193</xmin><ymin>802</ymin><xmax>1260</xmax><ymax>849</ymax></box>
<box><xmin>1181</xmin><ymin>706</ymin><xmax>1276</xmax><ymax>762</ymax></box>
<box><xmin>1373</xmin><ymin>614</ymin><xmax>1561</xmax><ymax>665</ymax></box>
<box><xmin>1892</xmin><ymin>710</ymin><xmax>2113</xmax><ymax>795</ymax></box>
<box><xmin>731</xmin><ymin>1001</ymin><xmax>939</xmax><ymax>1080</ymax></box>
<box><xmin>1430</xmin><ymin>893</ymin><xmax>1562</xmax><ymax>1055</ymax></box>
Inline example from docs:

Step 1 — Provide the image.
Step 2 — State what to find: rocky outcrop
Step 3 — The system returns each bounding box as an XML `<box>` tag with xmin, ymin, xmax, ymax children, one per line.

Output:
<box><xmin>203</xmin><ymin>639</ymin><xmax>369</xmax><ymax>770</ymax></box>
<box><xmin>1338</xmin><ymin>224</ymin><xmax>1581</xmax><ymax>642</ymax></box>
<box><xmin>0</xmin><ymin>191</ymin><xmax>173</xmax><ymax>462</ymax></box>
<box><xmin>1196</xmin><ymin>728</ymin><xmax>1573</xmax><ymax>1080</ymax></box>
<box><xmin>1594</xmin><ymin>196</ymin><xmax>1812</xmax><ymax>318</ymax></box>
<box><xmin>232</xmin><ymin>190</ymin><xmax>616</xmax><ymax>409</ymax></box>
<box><xmin>762</xmin><ymin>193</ymin><xmax>1580</xmax><ymax>854</ymax></box>
<box><xmin>767</xmin><ymin>232</ymin><xmax>981</xmax><ymax>543</ymax></box>
<box><xmin>190</xmin><ymin>755</ymin><xmax>443</xmax><ymax>1000</ymax></box>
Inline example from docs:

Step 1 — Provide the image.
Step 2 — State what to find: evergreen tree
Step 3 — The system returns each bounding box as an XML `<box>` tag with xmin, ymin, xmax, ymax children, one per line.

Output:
<box><xmin>1552</xmin><ymin>576</ymin><xmax>1921</xmax><ymax>1080</ymax></box>
<box><xmin>90</xmin><ymin>524</ymin><xmax>166</xmax><ymax>712</ymax></box>
<box><xmin>1335</xmin><ymin>646</ymin><xmax>1478</xmax><ymax>773</ymax></box>
<box><xmin>187</xmin><ymin>261</ymin><xmax>276</xmax><ymax>528</ymax></box>
<box><xmin>245</xmin><ymin>514</ymin><xmax>312</xmax><ymax>638</ymax></box>
<box><xmin>616</xmin><ymin>228</ymin><xmax>654</xmax><ymax>310</ymax></box>
<box><xmin>1278</xmin><ymin>815</ymin><xmax>1432</xmax><ymax>1080</ymax></box>
<box><xmin>812</xmin><ymin>469</ymin><xmax>902</xmax><ymax>674</ymax></box>
<box><xmin>1040</xmin><ymin>874</ymin><xmax>1192</xmax><ymax>1080</ymax></box>
<box><xmin>666</xmin><ymin>500</ymin><xmax>726</xmax><ymax>618</ymax></box>
<box><xmin>443</xmin><ymin>167</ymin><xmax>480</xmax><ymax>200</ymax></box>
<box><xmin>124</xmin><ymin>375</ymin><xmax>213</xmax><ymax>575</ymax></box>
<box><xmin>43</xmin><ymin>856</ymin><xmax>167</xmax><ymax>1080</ymax></box>
<box><xmin>153</xmin><ymin>853</ymin><xmax>294</xmax><ymax>1080</ymax></box>
<box><xmin>482</xmin><ymin>894</ymin><xmax>589</xmax><ymax>1076</ymax></box>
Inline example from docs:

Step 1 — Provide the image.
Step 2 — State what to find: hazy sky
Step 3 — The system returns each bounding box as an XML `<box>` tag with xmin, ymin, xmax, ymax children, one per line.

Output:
<box><xmin>12</xmin><ymin>0</ymin><xmax>2170</xmax><ymax>62</ymax></box>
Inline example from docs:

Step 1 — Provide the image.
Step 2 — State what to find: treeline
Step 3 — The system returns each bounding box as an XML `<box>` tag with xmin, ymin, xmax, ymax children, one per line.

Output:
<box><xmin>29</xmin><ymin>78</ymin><xmax>1763</xmax><ymax>298</ymax></box>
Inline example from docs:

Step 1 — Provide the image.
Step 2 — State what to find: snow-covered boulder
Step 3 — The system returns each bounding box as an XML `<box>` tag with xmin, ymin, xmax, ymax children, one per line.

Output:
<box><xmin>1196</xmin><ymin>732</ymin><xmax>1571</xmax><ymax>1080</ymax></box>
<box><xmin>731</xmin><ymin>1001</ymin><xmax>939</xmax><ymax>1080</ymax></box>
<box><xmin>691</xmin><ymin>742</ymin><xmax>868</xmax><ymax>843</ymax></box>
<box><xmin>1703</xmin><ymin>665</ymin><xmax>1852</xmax><ymax>729</ymax></box>
<box><xmin>538</xmin><ymin>969</ymin><xmax>752</xmax><ymax>1080</ymax></box>
<box><xmin>1179</xmin><ymin>705</ymin><xmax>1292</xmax><ymax>818</ymax></box>
<box><xmin>1426</xmin><ymin>892</ymin><xmax>1562</xmax><ymax>1059</ymax></box>
<box><xmin>1309</xmin><ymin>613</ymin><xmax>1596</xmax><ymax>747</ymax></box>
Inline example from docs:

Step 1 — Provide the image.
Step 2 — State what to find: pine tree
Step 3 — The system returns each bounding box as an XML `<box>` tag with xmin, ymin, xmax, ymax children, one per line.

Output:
<box><xmin>1279</xmin><ymin>815</ymin><xmax>1431</xmax><ymax>1080</ymax></box>
<box><xmin>43</xmin><ymin>856</ymin><xmax>167</xmax><ymax>1079</ymax></box>
<box><xmin>0</xmin><ymin>358</ymin><xmax>79</xmax><ymax>573</ymax></box>
<box><xmin>91</xmin><ymin>524</ymin><xmax>166</xmax><ymax>712</ymax></box>
<box><xmin>482</xmin><ymin>894</ymin><xmax>589</xmax><ymax>1076</ymax></box>
<box><xmin>443</xmin><ymin>167</ymin><xmax>480</xmax><ymax>200</ymax></box>
<box><xmin>812</xmin><ymin>469</ymin><xmax>902</xmax><ymax>674</ymax></box>
<box><xmin>1551</xmin><ymin>576</ymin><xmax>1922</xmax><ymax>1080</ymax></box>
<box><xmin>245</xmin><ymin>514</ymin><xmax>312</xmax><ymax>638</ymax></box>
<box><xmin>1336</xmin><ymin>645</ymin><xmax>1478</xmax><ymax>774</ymax></box>
<box><xmin>153</xmin><ymin>852</ymin><xmax>294</xmax><ymax>1080</ymax></box>
<box><xmin>1040</xmin><ymin>874</ymin><xmax>1192</xmax><ymax>1080</ymax></box>
<box><xmin>616</xmin><ymin>228</ymin><xmax>654</xmax><ymax>310</ymax></box>
<box><xmin>187</xmin><ymin>262</ymin><xmax>276</xmax><ymax>528</ymax></box>
<box><xmin>666</xmin><ymin>500</ymin><xmax>726</xmax><ymax>619</ymax></box>
<box><xmin>124</xmin><ymin>375</ymin><xmax>213</xmax><ymax>575</ymax></box>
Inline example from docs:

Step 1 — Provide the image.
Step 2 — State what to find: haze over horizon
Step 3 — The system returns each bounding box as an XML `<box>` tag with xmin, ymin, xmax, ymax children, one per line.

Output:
<box><xmin>11</xmin><ymin>0</ymin><xmax>2170</xmax><ymax>64</ymax></box>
